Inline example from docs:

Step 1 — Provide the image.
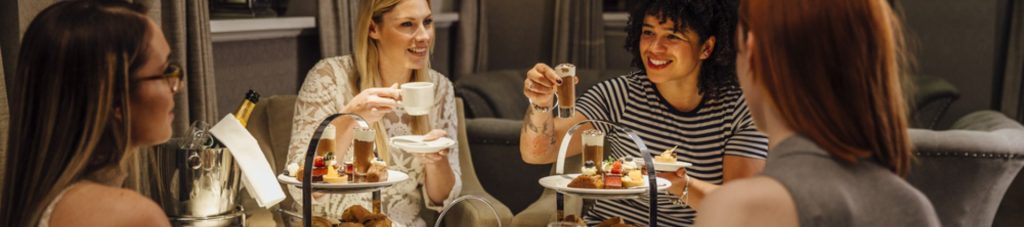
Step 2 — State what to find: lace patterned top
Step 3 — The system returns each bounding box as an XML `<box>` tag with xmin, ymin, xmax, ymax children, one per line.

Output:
<box><xmin>287</xmin><ymin>55</ymin><xmax>462</xmax><ymax>227</ymax></box>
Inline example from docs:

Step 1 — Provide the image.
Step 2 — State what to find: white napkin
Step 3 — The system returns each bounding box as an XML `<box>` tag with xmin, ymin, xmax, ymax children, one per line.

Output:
<box><xmin>210</xmin><ymin>114</ymin><xmax>285</xmax><ymax>208</ymax></box>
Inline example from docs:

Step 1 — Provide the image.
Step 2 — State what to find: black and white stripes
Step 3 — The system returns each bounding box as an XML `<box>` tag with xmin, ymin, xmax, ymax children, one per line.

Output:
<box><xmin>576</xmin><ymin>72</ymin><xmax>769</xmax><ymax>226</ymax></box>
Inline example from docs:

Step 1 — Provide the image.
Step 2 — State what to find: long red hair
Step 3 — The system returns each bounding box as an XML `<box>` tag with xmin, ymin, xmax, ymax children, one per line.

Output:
<box><xmin>740</xmin><ymin>0</ymin><xmax>913</xmax><ymax>175</ymax></box>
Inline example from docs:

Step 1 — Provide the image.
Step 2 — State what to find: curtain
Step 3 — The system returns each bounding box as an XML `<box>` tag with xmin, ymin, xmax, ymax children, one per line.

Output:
<box><xmin>1001</xmin><ymin>0</ymin><xmax>1024</xmax><ymax>122</ymax></box>
<box><xmin>318</xmin><ymin>0</ymin><xmax>360</xmax><ymax>58</ymax></box>
<box><xmin>0</xmin><ymin>47</ymin><xmax>7</xmax><ymax>197</ymax></box>
<box><xmin>551</xmin><ymin>0</ymin><xmax>605</xmax><ymax>70</ymax></box>
<box><xmin>454</xmin><ymin>0</ymin><xmax>487</xmax><ymax>78</ymax></box>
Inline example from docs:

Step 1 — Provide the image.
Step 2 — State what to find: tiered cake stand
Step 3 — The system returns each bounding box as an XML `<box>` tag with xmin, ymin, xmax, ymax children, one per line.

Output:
<box><xmin>538</xmin><ymin>120</ymin><xmax>669</xmax><ymax>226</ymax></box>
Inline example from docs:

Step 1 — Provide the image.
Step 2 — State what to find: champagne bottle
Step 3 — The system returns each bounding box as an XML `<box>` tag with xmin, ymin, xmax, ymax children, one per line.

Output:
<box><xmin>233</xmin><ymin>89</ymin><xmax>261</xmax><ymax>127</ymax></box>
<box><xmin>206</xmin><ymin>89</ymin><xmax>261</xmax><ymax>148</ymax></box>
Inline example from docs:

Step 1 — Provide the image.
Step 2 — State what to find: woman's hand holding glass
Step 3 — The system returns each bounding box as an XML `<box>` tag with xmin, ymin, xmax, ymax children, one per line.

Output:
<box><xmin>342</xmin><ymin>83</ymin><xmax>402</xmax><ymax>124</ymax></box>
<box><xmin>523</xmin><ymin>63</ymin><xmax>564</xmax><ymax>108</ymax></box>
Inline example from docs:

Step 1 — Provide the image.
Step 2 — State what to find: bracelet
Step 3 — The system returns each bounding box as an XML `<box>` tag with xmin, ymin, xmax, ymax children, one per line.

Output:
<box><xmin>679</xmin><ymin>175</ymin><xmax>690</xmax><ymax>208</ymax></box>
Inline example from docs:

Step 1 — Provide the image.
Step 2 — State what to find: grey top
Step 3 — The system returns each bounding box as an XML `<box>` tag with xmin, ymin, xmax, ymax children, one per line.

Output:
<box><xmin>762</xmin><ymin>135</ymin><xmax>940</xmax><ymax>227</ymax></box>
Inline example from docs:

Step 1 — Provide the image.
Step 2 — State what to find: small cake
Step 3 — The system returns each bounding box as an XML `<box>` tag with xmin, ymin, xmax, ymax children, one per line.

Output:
<box><xmin>622</xmin><ymin>170</ymin><xmax>644</xmax><ymax>188</ymax></box>
<box><xmin>568</xmin><ymin>161</ymin><xmax>604</xmax><ymax>189</ymax></box>
<box><xmin>604</xmin><ymin>161</ymin><xmax>624</xmax><ymax>189</ymax></box>
<box><xmin>604</xmin><ymin>174</ymin><xmax>623</xmax><ymax>189</ymax></box>
<box><xmin>287</xmin><ymin>163</ymin><xmax>300</xmax><ymax>177</ymax></box>
<box><xmin>295</xmin><ymin>166</ymin><xmax>305</xmax><ymax>182</ymax></box>
<box><xmin>323</xmin><ymin>174</ymin><xmax>348</xmax><ymax>184</ymax></box>
<box><xmin>655</xmin><ymin>146</ymin><xmax>678</xmax><ymax>163</ymax></box>
<box><xmin>366</xmin><ymin>158</ymin><xmax>389</xmax><ymax>182</ymax></box>
<box><xmin>621</xmin><ymin>157</ymin><xmax>639</xmax><ymax>172</ymax></box>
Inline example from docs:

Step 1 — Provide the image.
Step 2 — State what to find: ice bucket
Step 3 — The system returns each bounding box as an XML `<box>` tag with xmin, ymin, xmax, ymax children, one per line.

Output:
<box><xmin>135</xmin><ymin>138</ymin><xmax>243</xmax><ymax>225</ymax></box>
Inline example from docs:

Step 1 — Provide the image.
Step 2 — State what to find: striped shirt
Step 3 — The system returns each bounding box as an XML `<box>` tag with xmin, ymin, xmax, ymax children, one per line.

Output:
<box><xmin>576</xmin><ymin>72</ymin><xmax>769</xmax><ymax>226</ymax></box>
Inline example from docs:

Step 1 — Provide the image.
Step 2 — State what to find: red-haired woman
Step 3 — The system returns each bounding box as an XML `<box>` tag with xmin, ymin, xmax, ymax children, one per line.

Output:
<box><xmin>696</xmin><ymin>0</ymin><xmax>941</xmax><ymax>226</ymax></box>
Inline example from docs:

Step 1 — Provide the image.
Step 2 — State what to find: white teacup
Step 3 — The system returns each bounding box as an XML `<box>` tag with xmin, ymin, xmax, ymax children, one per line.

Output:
<box><xmin>400</xmin><ymin>82</ymin><xmax>435</xmax><ymax>116</ymax></box>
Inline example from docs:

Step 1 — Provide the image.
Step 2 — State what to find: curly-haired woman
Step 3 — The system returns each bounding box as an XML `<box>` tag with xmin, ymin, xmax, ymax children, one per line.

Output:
<box><xmin>518</xmin><ymin>0</ymin><xmax>768</xmax><ymax>225</ymax></box>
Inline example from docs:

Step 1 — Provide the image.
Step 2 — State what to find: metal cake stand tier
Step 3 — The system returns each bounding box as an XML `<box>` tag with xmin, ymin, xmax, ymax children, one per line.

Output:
<box><xmin>292</xmin><ymin>113</ymin><xmax>502</xmax><ymax>227</ymax></box>
<box><xmin>552</xmin><ymin>119</ymin><xmax>662</xmax><ymax>227</ymax></box>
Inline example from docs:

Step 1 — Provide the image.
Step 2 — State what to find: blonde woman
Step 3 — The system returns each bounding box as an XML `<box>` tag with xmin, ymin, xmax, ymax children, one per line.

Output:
<box><xmin>1</xmin><ymin>0</ymin><xmax>177</xmax><ymax>226</ymax></box>
<box><xmin>286</xmin><ymin>0</ymin><xmax>460</xmax><ymax>226</ymax></box>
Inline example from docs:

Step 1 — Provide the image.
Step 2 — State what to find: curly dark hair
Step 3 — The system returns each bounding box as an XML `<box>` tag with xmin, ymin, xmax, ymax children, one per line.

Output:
<box><xmin>624</xmin><ymin>0</ymin><xmax>739</xmax><ymax>98</ymax></box>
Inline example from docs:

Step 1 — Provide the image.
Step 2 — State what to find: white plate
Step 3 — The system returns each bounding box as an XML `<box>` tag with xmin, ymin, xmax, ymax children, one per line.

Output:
<box><xmin>653</xmin><ymin>161</ymin><xmax>693</xmax><ymax>172</ymax></box>
<box><xmin>538</xmin><ymin>174</ymin><xmax>671</xmax><ymax>196</ymax></box>
<box><xmin>389</xmin><ymin>135</ymin><xmax>456</xmax><ymax>153</ymax></box>
<box><xmin>277</xmin><ymin>170</ymin><xmax>409</xmax><ymax>189</ymax></box>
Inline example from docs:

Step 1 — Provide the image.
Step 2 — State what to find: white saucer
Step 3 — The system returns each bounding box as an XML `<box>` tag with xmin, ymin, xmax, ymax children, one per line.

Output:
<box><xmin>389</xmin><ymin>135</ymin><xmax>456</xmax><ymax>153</ymax></box>
<box><xmin>653</xmin><ymin>161</ymin><xmax>693</xmax><ymax>172</ymax></box>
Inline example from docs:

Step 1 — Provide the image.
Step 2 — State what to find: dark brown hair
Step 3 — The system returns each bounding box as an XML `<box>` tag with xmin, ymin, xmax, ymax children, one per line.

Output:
<box><xmin>739</xmin><ymin>0</ymin><xmax>913</xmax><ymax>175</ymax></box>
<box><xmin>1</xmin><ymin>0</ymin><xmax>150</xmax><ymax>226</ymax></box>
<box><xmin>625</xmin><ymin>0</ymin><xmax>739</xmax><ymax>98</ymax></box>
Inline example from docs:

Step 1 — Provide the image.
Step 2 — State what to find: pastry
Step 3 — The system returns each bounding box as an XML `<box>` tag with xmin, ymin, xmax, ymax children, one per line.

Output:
<box><xmin>366</xmin><ymin>159</ymin><xmax>389</xmax><ymax>182</ymax></box>
<box><xmin>596</xmin><ymin>217</ymin><xmax>637</xmax><ymax>227</ymax></box>
<box><xmin>562</xmin><ymin>214</ymin><xmax>586</xmax><ymax>225</ymax></box>
<box><xmin>365</xmin><ymin>218</ymin><xmax>392</xmax><ymax>227</ymax></box>
<box><xmin>569</xmin><ymin>161</ymin><xmax>604</xmax><ymax>189</ymax></box>
<box><xmin>568</xmin><ymin>174</ymin><xmax>603</xmax><ymax>189</ymax></box>
<box><xmin>342</xmin><ymin>205</ymin><xmax>373</xmax><ymax>223</ymax></box>
<box><xmin>655</xmin><ymin>146</ymin><xmax>678</xmax><ymax>163</ymax></box>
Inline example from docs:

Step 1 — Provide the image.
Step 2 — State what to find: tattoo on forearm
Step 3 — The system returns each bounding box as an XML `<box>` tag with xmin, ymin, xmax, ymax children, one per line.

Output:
<box><xmin>523</xmin><ymin>108</ymin><xmax>557</xmax><ymax>145</ymax></box>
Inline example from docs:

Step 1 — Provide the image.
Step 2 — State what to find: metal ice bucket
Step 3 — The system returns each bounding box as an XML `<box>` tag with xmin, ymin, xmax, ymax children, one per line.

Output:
<box><xmin>136</xmin><ymin>138</ymin><xmax>243</xmax><ymax>222</ymax></box>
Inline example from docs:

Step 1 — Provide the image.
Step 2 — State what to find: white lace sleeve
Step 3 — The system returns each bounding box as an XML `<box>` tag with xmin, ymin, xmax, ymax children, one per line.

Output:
<box><xmin>421</xmin><ymin>72</ymin><xmax>463</xmax><ymax>211</ymax></box>
<box><xmin>287</xmin><ymin>57</ymin><xmax>353</xmax><ymax>167</ymax></box>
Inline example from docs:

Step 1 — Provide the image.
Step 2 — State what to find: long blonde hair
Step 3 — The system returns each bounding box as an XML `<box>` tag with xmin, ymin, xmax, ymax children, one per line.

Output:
<box><xmin>352</xmin><ymin>0</ymin><xmax>434</xmax><ymax>162</ymax></box>
<box><xmin>1</xmin><ymin>1</ymin><xmax>149</xmax><ymax>226</ymax></box>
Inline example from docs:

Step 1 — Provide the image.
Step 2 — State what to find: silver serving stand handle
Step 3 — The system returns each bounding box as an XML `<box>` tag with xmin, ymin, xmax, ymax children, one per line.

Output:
<box><xmin>433</xmin><ymin>195</ymin><xmax>503</xmax><ymax>227</ymax></box>
<box><xmin>554</xmin><ymin>120</ymin><xmax>658</xmax><ymax>227</ymax></box>
<box><xmin>300</xmin><ymin>113</ymin><xmax>370</xmax><ymax>227</ymax></box>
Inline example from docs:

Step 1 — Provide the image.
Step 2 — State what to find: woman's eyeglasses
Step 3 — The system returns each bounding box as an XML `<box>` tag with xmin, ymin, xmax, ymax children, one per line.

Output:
<box><xmin>135</xmin><ymin>63</ymin><xmax>183</xmax><ymax>93</ymax></box>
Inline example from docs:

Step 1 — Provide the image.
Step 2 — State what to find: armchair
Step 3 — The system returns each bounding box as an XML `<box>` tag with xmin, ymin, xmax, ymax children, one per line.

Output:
<box><xmin>907</xmin><ymin>110</ymin><xmax>1024</xmax><ymax>227</ymax></box>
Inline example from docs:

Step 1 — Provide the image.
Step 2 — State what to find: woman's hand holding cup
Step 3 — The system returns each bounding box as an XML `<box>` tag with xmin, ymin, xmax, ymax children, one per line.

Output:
<box><xmin>343</xmin><ymin>83</ymin><xmax>401</xmax><ymax>124</ymax></box>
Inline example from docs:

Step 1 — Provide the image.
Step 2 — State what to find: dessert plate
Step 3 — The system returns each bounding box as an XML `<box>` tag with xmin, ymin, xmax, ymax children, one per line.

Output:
<box><xmin>538</xmin><ymin>174</ymin><xmax>671</xmax><ymax>196</ymax></box>
<box><xmin>653</xmin><ymin>161</ymin><xmax>693</xmax><ymax>172</ymax></box>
